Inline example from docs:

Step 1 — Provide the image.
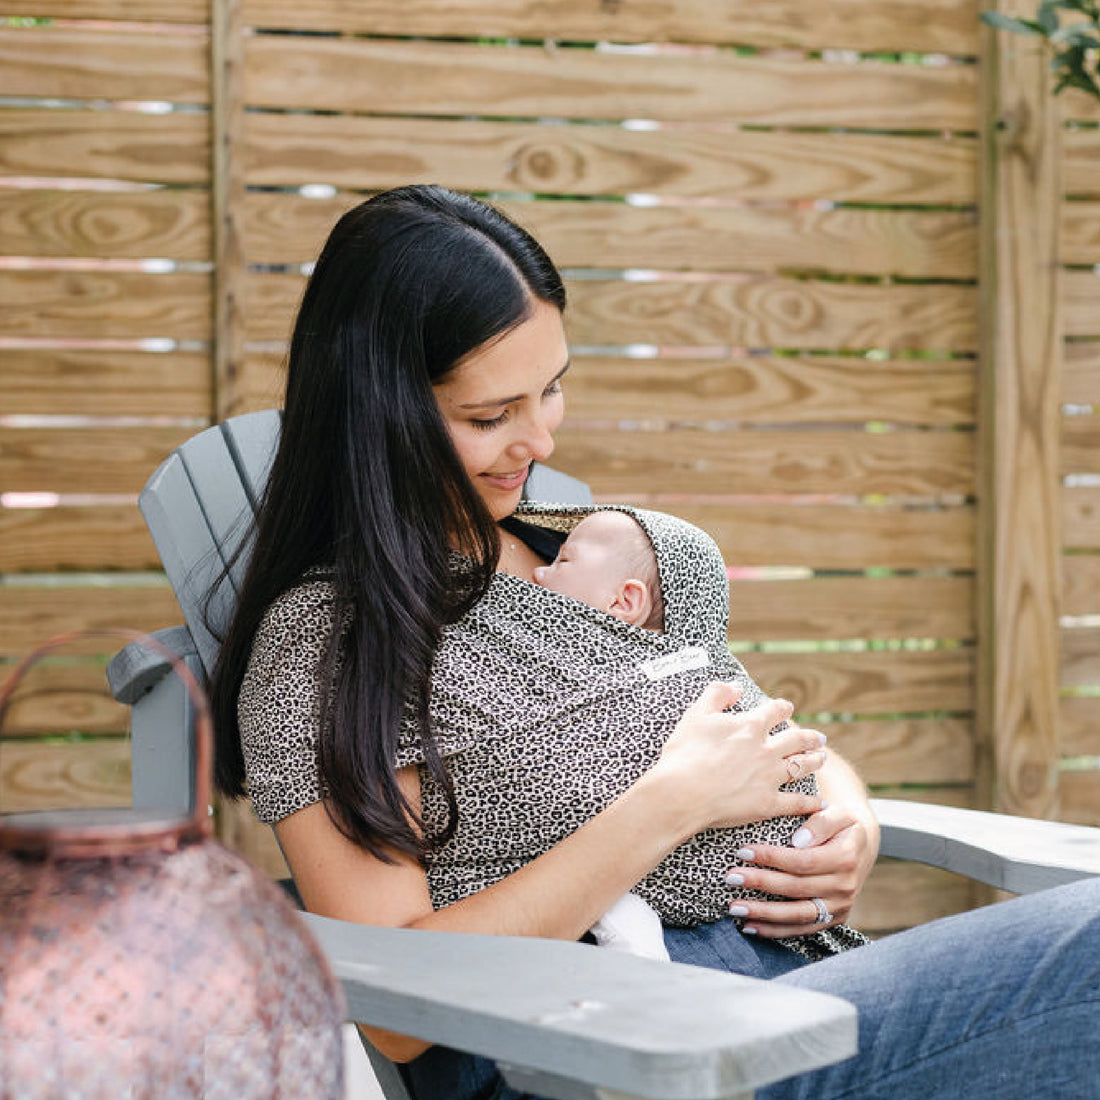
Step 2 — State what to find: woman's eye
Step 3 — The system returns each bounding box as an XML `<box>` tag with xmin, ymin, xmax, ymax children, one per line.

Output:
<box><xmin>543</xmin><ymin>379</ymin><xmax>563</xmax><ymax>398</ymax></box>
<box><xmin>472</xmin><ymin>411</ymin><xmax>508</xmax><ymax>431</ymax></box>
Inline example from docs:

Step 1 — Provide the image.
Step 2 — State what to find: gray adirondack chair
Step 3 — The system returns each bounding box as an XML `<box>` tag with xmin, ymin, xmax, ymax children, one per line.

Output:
<box><xmin>107</xmin><ymin>410</ymin><xmax>1100</xmax><ymax>1100</ymax></box>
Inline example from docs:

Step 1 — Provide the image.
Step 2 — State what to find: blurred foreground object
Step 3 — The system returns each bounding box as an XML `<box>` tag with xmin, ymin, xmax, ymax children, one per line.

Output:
<box><xmin>0</xmin><ymin>630</ymin><xmax>345</xmax><ymax>1100</ymax></box>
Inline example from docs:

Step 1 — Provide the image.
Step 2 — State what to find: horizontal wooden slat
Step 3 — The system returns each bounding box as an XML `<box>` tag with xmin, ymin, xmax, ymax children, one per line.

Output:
<box><xmin>1058</xmin><ymin>694</ymin><xmax>1100</xmax><ymax>757</ymax></box>
<box><xmin>823</xmin><ymin>717</ymin><xmax>974</xmax><ymax>784</ymax></box>
<box><xmin>1063</xmin><ymin>486</ymin><xmax>1100</xmax><ymax>549</ymax></box>
<box><xmin>0</xmin><ymin>661</ymin><xmax>127</xmax><ymax>736</ymax></box>
<box><xmin>851</xmin><ymin>859</ymin><xmax>979</xmax><ymax>933</ymax></box>
<box><xmin>1064</xmin><ymin>128</ymin><xmax>1100</xmax><ymax>197</ymax></box>
<box><xmin>0</xmin><ymin>26</ymin><xmax>208</xmax><ymax>104</ymax></box>
<box><xmin>247</xmin><ymin>272</ymin><xmax>978</xmax><ymax>352</ymax></box>
<box><xmin>1064</xmin><ymin>268</ymin><xmax>1100</xmax><ymax>338</ymax></box>
<box><xmin>0</xmin><ymin>270</ymin><xmax>211</xmax><ymax>340</ymax></box>
<box><xmin>565</xmin><ymin>355</ymin><xmax>975</xmax><ymax>426</ymax></box>
<box><xmin>0</xmin><ymin>188</ymin><xmax>210</xmax><ymax>260</ymax></box>
<box><xmin>0</xmin><ymin>738</ymin><xmax>130</xmax><ymax>813</ymax></box>
<box><xmin>1060</xmin><ymin>626</ymin><xmax>1100</xmax><ymax>688</ymax></box>
<box><xmin>0</xmin><ymin>425</ymin><xmax>196</xmax><ymax>495</ymax></box>
<box><xmin>245</xmin><ymin>37</ymin><xmax>978</xmax><ymax>130</ymax></box>
<box><xmin>551</xmin><ymin>426</ymin><xmax>974</xmax><ymax>497</ymax></box>
<box><xmin>245</xmin><ymin>192</ymin><xmax>978</xmax><ymax>279</ymax></box>
<box><xmin>15</xmin><ymin>1</ymin><xmax>209</xmax><ymax>20</ymax></box>
<box><xmin>744</xmin><ymin>646</ymin><xmax>974</xmax><ymax>712</ymax></box>
<box><xmin>1062</xmin><ymin>414</ymin><xmax>1100</xmax><ymax>475</ymax></box>
<box><xmin>0</xmin><ymin>584</ymin><xmax>182</xmax><ymax>656</ymax></box>
<box><xmin>1060</xmin><ymin>769</ymin><xmax>1100</xmax><ymax>828</ymax></box>
<box><xmin>664</xmin><ymin>502</ymin><xmax>974</xmax><ymax>570</ymax></box>
<box><xmin>246</xmin><ymin>114</ymin><xmax>977</xmax><ymax>203</ymax></box>
<box><xmin>1063</xmin><ymin>554</ymin><xmax>1100</xmax><ymax>617</ymax></box>
<box><xmin>0</xmin><ymin>349</ymin><xmax>212</xmax><ymax>418</ymax></box>
<box><xmin>731</xmin><ymin>576</ymin><xmax>973</xmax><ymax>642</ymax></box>
<box><xmin>1062</xmin><ymin>339</ymin><xmax>1100</xmax><ymax>407</ymax></box>
<box><xmin>0</xmin><ymin>108</ymin><xmax>209</xmax><ymax>185</ymax></box>
<box><xmin>1062</xmin><ymin>199</ymin><xmax>1100</xmax><ymax>266</ymax></box>
<box><xmin>0</xmin><ymin>506</ymin><xmax>160</xmax><ymax>573</ymax></box>
<box><xmin>242</xmin><ymin>0</ymin><xmax>981</xmax><ymax>55</ymax></box>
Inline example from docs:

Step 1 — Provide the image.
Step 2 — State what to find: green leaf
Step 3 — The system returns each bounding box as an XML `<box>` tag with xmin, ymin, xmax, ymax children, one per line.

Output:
<box><xmin>1038</xmin><ymin>0</ymin><xmax>1062</xmax><ymax>32</ymax></box>
<box><xmin>980</xmin><ymin>10</ymin><xmax>1046</xmax><ymax>34</ymax></box>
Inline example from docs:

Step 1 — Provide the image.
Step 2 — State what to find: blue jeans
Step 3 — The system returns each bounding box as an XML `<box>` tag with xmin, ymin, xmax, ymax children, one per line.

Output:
<box><xmin>399</xmin><ymin>878</ymin><xmax>1100</xmax><ymax>1099</ymax></box>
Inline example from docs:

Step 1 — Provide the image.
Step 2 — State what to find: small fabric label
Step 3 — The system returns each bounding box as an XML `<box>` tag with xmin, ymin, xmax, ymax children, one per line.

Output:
<box><xmin>640</xmin><ymin>645</ymin><xmax>709</xmax><ymax>681</ymax></box>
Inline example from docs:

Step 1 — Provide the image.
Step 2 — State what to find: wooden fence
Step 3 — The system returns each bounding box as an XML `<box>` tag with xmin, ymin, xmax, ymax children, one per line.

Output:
<box><xmin>1</xmin><ymin>0</ymin><xmax>1097</xmax><ymax>934</ymax></box>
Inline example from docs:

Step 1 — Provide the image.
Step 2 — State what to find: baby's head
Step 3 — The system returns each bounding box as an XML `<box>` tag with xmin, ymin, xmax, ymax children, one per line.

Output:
<box><xmin>532</xmin><ymin>510</ymin><xmax>665</xmax><ymax>631</ymax></box>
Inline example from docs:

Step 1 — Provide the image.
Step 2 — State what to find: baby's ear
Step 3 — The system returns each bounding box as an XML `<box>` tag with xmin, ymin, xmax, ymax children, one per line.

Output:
<box><xmin>608</xmin><ymin>579</ymin><xmax>653</xmax><ymax>627</ymax></box>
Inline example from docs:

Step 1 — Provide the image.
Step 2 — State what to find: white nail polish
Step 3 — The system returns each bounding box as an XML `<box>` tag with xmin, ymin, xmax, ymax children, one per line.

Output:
<box><xmin>728</xmin><ymin>904</ymin><xmax>750</xmax><ymax>917</ymax></box>
<box><xmin>735</xmin><ymin>847</ymin><xmax>755</xmax><ymax>861</ymax></box>
<box><xmin>742</xmin><ymin>926</ymin><xmax>758</xmax><ymax>936</ymax></box>
<box><xmin>724</xmin><ymin>871</ymin><xmax>745</xmax><ymax>886</ymax></box>
<box><xmin>791</xmin><ymin>827</ymin><xmax>813</xmax><ymax>848</ymax></box>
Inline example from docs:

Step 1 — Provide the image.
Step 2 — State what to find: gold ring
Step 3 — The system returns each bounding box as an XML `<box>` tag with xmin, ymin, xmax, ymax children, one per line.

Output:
<box><xmin>786</xmin><ymin>757</ymin><xmax>803</xmax><ymax>780</ymax></box>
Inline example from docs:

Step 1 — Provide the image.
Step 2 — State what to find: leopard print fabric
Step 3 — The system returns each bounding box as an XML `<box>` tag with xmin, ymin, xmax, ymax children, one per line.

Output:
<box><xmin>239</xmin><ymin>504</ymin><xmax>867</xmax><ymax>960</ymax></box>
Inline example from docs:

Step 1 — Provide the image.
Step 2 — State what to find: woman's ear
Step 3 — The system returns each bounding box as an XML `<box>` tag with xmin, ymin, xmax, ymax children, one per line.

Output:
<box><xmin>607</xmin><ymin>579</ymin><xmax>653</xmax><ymax>627</ymax></box>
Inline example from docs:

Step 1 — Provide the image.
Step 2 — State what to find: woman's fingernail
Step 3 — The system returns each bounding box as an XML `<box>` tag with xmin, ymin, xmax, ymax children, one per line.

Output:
<box><xmin>791</xmin><ymin>827</ymin><xmax>813</xmax><ymax>848</ymax></box>
<box><xmin>742</xmin><ymin>925</ymin><xmax>758</xmax><ymax>936</ymax></box>
<box><xmin>820</xmin><ymin>800</ymin><xmax>829</xmax><ymax>810</ymax></box>
<box><xmin>724</xmin><ymin>871</ymin><xmax>745</xmax><ymax>886</ymax></box>
<box><xmin>728</xmin><ymin>904</ymin><xmax>750</xmax><ymax>917</ymax></box>
<box><xmin>816</xmin><ymin>732</ymin><xmax>827</xmax><ymax>746</ymax></box>
<box><xmin>735</xmin><ymin>847</ymin><xmax>755</xmax><ymax>862</ymax></box>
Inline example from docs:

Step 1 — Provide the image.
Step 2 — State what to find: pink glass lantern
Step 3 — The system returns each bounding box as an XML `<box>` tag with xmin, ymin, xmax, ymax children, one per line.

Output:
<box><xmin>0</xmin><ymin>630</ymin><xmax>346</xmax><ymax>1100</ymax></box>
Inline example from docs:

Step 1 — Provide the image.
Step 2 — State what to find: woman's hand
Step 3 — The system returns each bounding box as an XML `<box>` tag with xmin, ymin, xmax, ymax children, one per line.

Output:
<box><xmin>722</xmin><ymin>760</ymin><xmax>880</xmax><ymax>936</ymax></box>
<box><xmin>652</xmin><ymin>681</ymin><xmax>827</xmax><ymax>836</ymax></box>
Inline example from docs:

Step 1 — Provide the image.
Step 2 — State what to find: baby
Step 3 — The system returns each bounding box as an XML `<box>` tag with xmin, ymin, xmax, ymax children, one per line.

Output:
<box><xmin>532</xmin><ymin>509</ymin><xmax>817</xmax><ymax>959</ymax></box>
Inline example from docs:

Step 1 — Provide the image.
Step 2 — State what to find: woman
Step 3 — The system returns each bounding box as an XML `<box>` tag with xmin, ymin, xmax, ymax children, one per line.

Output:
<box><xmin>210</xmin><ymin>185</ymin><xmax>1100</xmax><ymax>1099</ymax></box>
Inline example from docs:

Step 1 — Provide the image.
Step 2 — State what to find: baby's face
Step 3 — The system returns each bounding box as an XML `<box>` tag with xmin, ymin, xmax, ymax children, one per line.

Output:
<box><xmin>532</xmin><ymin>512</ymin><xmax>637</xmax><ymax>612</ymax></box>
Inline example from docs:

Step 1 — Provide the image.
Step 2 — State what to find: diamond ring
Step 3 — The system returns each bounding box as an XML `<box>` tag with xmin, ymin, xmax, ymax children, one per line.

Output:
<box><xmin>811</xmin><ymin>897</ymin><xmax>833</xmax><ymax>925</ymax></box>
<box><xmin>786</xmin><ymin>757</ymin><xmax>804</xmax><ymax>780</ymax></box>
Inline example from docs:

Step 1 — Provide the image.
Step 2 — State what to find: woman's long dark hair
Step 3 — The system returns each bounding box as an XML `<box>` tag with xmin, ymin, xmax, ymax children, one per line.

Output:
<box><xmin>208</xmin><ymin>186</ymin><xmax>566</xmax><ymax>861</ymax></box>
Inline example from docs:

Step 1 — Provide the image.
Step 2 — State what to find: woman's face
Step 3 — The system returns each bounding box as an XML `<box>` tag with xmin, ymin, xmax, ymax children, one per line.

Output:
<box><xmin>434</xmin><ymin>298</ymin><xmax>569</xmax><ymax>521</ymax></box>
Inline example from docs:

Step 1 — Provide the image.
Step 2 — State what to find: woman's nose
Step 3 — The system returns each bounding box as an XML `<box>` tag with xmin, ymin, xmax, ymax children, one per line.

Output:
<box><xmin>510</xmin><ymin>410</ymin><xmax>555</xmax><ymax>463</ymax></box>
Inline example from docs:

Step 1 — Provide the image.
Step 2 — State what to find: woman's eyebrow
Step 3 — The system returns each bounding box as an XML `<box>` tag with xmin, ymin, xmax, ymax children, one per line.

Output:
<box><xmin>458</xmin><ymin>359</ymin><xmax>571</xmax><ymax>410</ymax></box>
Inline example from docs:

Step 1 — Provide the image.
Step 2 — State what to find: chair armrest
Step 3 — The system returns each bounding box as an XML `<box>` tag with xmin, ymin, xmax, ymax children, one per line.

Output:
<box><xmin>873</xmin><ymin>797</ymin><xmax>1100</xmax><ymax>893</ymax></box>
<box><xmin>106</xmin><ymin>625</ymin><xmax>198</xmax><ymax>704</ymax></box>
<box><xmin>302</xmin><ymin>914</ymin><xmax>857</xmax><ymax>1100</ymax></box>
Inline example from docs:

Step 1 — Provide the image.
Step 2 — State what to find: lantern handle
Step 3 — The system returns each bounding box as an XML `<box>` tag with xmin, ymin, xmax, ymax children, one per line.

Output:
<box><xmin>0</xmin><ymin>628</ymin><xmax>213</xmax><ymax>852</ymax></box>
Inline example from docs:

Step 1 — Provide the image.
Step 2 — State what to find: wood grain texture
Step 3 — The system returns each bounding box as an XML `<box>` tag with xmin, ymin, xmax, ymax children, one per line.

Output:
<box><xmin>850</xmin><ymin>860</ymin><xmax>979</xmax><ymax>934</ymax></box>
<box><xmin>17</xmin><ymin>0</ymin><xmax>209</xmax><ymax>20</ymax></box>
<box><xmin>246</xmin><ymin>272</ymin><xmax>978</xmax><ymax>352</ymax></box>
<box><xmin>0</xmin><ymin>506</ymin><xmax>160</xmax><ymax>573</ymax></box>
<box><xmin>743</xmin><ymin>646</ymin><xmax>974</xmax><ymax>713</ymax></box>
<box><xmin>1059</xmin><ymin>626</ymin><xmax>1100</xmax><ymax>688</ymax></box>
<box><xmin>245</xmin><ymin>114</ymin><xmax>977</xmax><ymax>203</ymax></box>
<box><xmin>0</xmin><ymin>348</ymin><xmax>212</xmax><ymax>418</ymax></box>
<box><xmin>0</xmin><ymin>270</ymin><xmax>211</xmax><ymax>341</ymax></box>
<box><xmin>0</xmin><ymin>108</ymin><xmax>210</xmax><ymax>185</ymax></box>
<box><xmin>1062</xmin><ymin>553</ymin><xmax>1100</xmax><ymax>617</ymax></box>
<box><xmin>0</xmin><ymin>25</ymin><xmax>209</xmax><ymax>104</ymax></box>
<box><xmin>216</xmin><ymin>795</ymin><xmax>289</xmax><ymax>878</ymax></box>
<box><xmin>0</xmin><ymin>661</ymin><xmax>128</xmax><ymax>737</ymax></box>
<box><xmin>244</xmin><ymin>191</ymin><xmax>978</xmax><ymax>278</ymax></box>
<box><xmin>1059</xmin><ymin>769</ymin><xmax>1100</xmax><ymax>827</ymax></box>
<box><xmin>976</xmin><ymin>12</ymin><xmax>1063</xmax><ymax>818</ymax></box>
<box><xmin>0</xmin><ymin>739</ymin><xmax>131</xmax><ymax>813</ymax></box>
<box><xmin>1062</xmin><ymin>487</ymin><xmax>1100</xmax><ymax>549</ymax></box>
<box><xmin>665</xmin><ymin>501</ymin><xmax>975</xmax><ymax>570</ymax></box>
<box><xmin>0</xmin><ymin>425</ymin><xmax>197</xmax><ymax>494</ymax></box>
<box><xmin>0</xmin><ymin>585</ymin><xmax>182</xmax><ymax>656</ymax></box>
<box><xmin>730</xmin><ymin>575</ymin><xmax>973</xmax><ymax>642</ymax></box>
<box><xmin>244</xmin><ymin>36</ymin><xmax>978</xmax><ymax>130</ymax></box>
<box><xmin>1062</xmin><ymin>339</ymin><xmax>1100</xmax><ymax>406</ymax></box>
<box><xmin>0</xmin><ymin>188</ymin><xmax>210</xmax><ymax>260</ymax></box>
<box><xmin>241</xmin><ymin>0</ymin><xmax>980</xmax><ymax>55</ymax></box>
<box><xmin>1058</xmin><ymin>694</ymin><xmax>1100</xmax><ymax>757</ymax></box>
<box><xmin>1063</xmin><ymin>269</ymin><xmax>1100</xmax><ymax>338</ymax></box>
<box><xmin>563</xmin><ymin>354</ymin><xmax>975</xmax><ymax>426</ymax></box>
<box><xmin>1061</xmin><ymin>415</ymin><xmax>1100</xmax><ymax>474</ymax></box>
<box><xmin>550</xmin><ymin>425</ymin><xmax>975</xmax><ymax>497</ymax></box>
<box><xmin>1064</xmin><ymin>128</ymin><xmax>1100</xmax><ymax>196</ymax></box>
<box><xmin>1061</xmin><ymin>199</ymin><xmax>1100</xmax><ymax>265</ymax></box>
<box><xmin>823</xmin><ymin>718</ymin><xmax>974</xmax><ymax>784</ymax></box>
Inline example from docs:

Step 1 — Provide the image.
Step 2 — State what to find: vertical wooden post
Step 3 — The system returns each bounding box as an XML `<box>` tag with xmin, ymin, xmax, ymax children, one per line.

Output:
<box><xmin>977</xmin><ymin>9</ymin><xmax>1063</xmax><ymax>819</ymax></box>
<box><xmin>211</xmin><ymin>0</ymin><xmax>247</xmax><ymax>420</ymax></box>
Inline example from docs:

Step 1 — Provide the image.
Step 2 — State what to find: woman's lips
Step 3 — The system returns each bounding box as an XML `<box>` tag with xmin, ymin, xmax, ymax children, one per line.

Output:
<box><xmin>481</xmin><ymin>466</ymin><xmax>530</xmax><ymax>491</ymax></box>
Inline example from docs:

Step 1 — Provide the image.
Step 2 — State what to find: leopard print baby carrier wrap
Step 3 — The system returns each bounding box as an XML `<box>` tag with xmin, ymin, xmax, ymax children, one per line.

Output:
<box><xmin>398</xmin><ymin>503</ymin><xmax>867</xmax><ymax>960</ymax></box>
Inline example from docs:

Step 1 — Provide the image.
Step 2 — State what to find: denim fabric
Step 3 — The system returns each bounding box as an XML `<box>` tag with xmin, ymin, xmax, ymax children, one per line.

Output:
<box><xmin>399</xmin><ymin>878</ymin><xmax>1100</xmax><ymax>1100</ymax></box>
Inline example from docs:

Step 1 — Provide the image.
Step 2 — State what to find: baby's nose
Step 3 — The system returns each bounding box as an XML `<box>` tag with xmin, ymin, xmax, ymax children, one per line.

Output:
<box><xmin>532</xmin><ymin>565</ymin><xmax>548</xmax><ymax>586</ymax></box>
